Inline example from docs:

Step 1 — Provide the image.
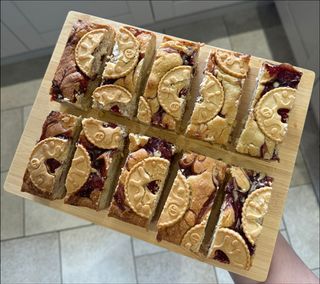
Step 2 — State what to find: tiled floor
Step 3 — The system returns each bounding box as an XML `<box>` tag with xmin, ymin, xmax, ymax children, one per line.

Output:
<box><xmin>1</xmin><ymin>3</ymin><xmax>319</xmax><ymax>284</ymax></box>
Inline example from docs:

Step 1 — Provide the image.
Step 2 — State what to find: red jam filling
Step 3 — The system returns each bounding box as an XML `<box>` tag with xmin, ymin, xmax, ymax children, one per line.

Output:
<box><xmin>110</xmin><ymin>105</ymin><xmax>121</xmax><ymax>114</ymax></box>
<box><xmin>113</xmin><ymin>183</ymin><xmax>126</xmax><ymax>211</ymax></box>
<box><xmin>45</xmin><ymin>158</ymin><xmax>61</xmax><ymax>173</ymax></box>
<box><xmin>214</xmin><ymin>250</ymin><xmax>230</xmax><ymax>264</ymax></box>
<box><xmin>261</xmin><ymin>63</ymin><xmax>302</xmax><ymax>97</ymax></box>
<box><xmin>143</xmin><ymin>137</ymin><xmax>174</xmax><ymax>161</ymax></box>
<box><xmin>224</xmin><ymin>172</ymin><xmax>273</xmax><ymax>255</ymax></box>
<box><xmin>260</xmin><ymin>142</ymin><xmax>279</xmax><ymax>161</ymax></box>
<box><xmin>151</xmin><ymin>107</ymin><xmax>167</xmax><ymax>128</ymax></box>
<box><xmin>146</xmin><ymin>180</ymin><xmax>160</xmax><ymax>194</ymax></box>
<box><xmin>277</xmin><ymin>108</ymin><xmax>290</xmax><ymax>123</ymax></box>
<box><xmin>178</xmin><ymin>88</ymin><xmax>188</xmax><ymax>98</ymax></box>
<box><xmin>77</xmin><ymin>173</ymin><xmax>104</xmax><ymax>198</ymax></box>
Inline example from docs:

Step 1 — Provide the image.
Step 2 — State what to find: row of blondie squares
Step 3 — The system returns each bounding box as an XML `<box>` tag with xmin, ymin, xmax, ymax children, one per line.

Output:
<box><xmin>23</xmin><ymin>111</ymin><xmax>273</xmax><ymax>270</ymax></box>
<box><xmin>50</xmin><ymin>20</ymin><xmax>303</xmax><ymax>161</ymax></box>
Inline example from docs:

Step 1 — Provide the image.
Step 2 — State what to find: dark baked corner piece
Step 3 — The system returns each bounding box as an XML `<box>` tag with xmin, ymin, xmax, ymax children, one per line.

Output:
<box><xmin>207</xmin><ymin>166</ymin><xmax>273</xmax><ymax>270</ymax></box>
<box><xmin>21</xmin><ymin>111</ymin><xmax>82</xmax><ymax>200</ymax></box>
<box><xmin>50</xmin><ymin>20</ymin><xmax>115</xmax><ymax>110</ymax></box>
<box><xmin>156</xmin><ymin>152</ymin><xmax>227</xmax><ymax>254</ymax></box>
<box><xmin>64</xmin><ymin>117</ymin><xmax>127</xmax><ymax>210</ymax></box>
<box><xmin>92</xmin><ymin>26</ymin><xmax>156</xmax><ymax>118</ymax></box>
<box><xmin>108</xmin><ymin>133</ymin><xmax>176</xmax><ymax>228</ymax></box>
<box><xmin>236</xmin><ymin>62</ymin><xmax>302</xmax><ymax>160</ymax></box>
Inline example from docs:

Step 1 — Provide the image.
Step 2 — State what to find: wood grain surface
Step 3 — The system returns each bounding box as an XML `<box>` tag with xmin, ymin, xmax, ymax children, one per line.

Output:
<box><xmin>4</xmin><ymin>11</ymin><xmax>315</xmax><ymax>281</ymax></box>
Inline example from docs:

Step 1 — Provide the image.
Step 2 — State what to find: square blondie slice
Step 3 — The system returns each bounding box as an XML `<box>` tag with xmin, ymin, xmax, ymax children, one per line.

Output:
<box><xmin>137</xmin><ymin>36</ymin><xmax>201</xmax><ymax>131</ymax></box>
<box><xmin>186</xmin><ymin>49</ymin><xmax>250</xmax><ymax>145</ymax></box>
<box><xmin>157</xmin><ymin>152</ymin><xmax>227</xmax><ymax>254</ymax></box>
<box><xmin>50</xmin><ymin>20</ymin><xmax>115</xmax><ymax>110</ymax></box>
<box><xmin>64</xmin><ymin>117</ymin><xmax>126</xmax><ymax>210</ymax></box>
<box><xmin>92</xmin><ymin>26</ymin><xmax>156</xmax><ymax>118</ymax></box>
<box><xmin>207</xmin><ymin>166</ymin><xmax>273</xmax><ymax>270</ymax></box>
<box><xmin>236</xmin><ymin>62</ymin><xmax>302</xmax><ymax>160</ymax></box>
<box><xmin>21</xmin><ymin>111</ymin><xmax>82</xmax><ymax>200</ymax></box>
<box><xmin>108</xmin><ymin>134</ymin><xmax>176</xmax><ymax>228</ymax></box>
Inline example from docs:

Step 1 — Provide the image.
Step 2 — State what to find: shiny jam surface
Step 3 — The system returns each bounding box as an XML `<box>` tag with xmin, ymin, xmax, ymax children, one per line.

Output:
<box><xmin>261</xmin><ymin>63</ymin><xmax>302</xmax><ymax>97</ymax></box>
<box><xmin>142</xmin><ymin>137</ymin><xmax>174</xmax><ymax>161</ymax></box>
<box><xmin>45</xmin><ymin>158</ymin><xmax>61</xmax><ymax>173</ymax></box>
<box><xmin>146</xmin><ymin>180</ymin><xmax>160</xmax><ymax>194</ymax></box>
<box><xmin>214</xmin><ymin>250</ymin><xmax>230</xmax><ymax>264</ymax></box>
<box><xmin>114</xmin><ymin>183</ymin><xmax>126</xmax><ymax>211</ymax></box>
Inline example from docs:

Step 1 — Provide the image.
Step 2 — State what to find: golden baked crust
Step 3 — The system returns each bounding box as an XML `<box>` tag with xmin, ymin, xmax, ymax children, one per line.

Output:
<box><xmin>64</xmin><ymin>118</ymin><xmax>126</xmax><ymax>210</ymax></box>
<box><xmin>236</xmin><ymin>62</ymin><xmax>302</xmax><ymax>160</ymax></box>
<box><xmin>92</xmin><ymin>85</ymin><xmax>132</xmax><ymax>106</ymax></box>
<box><xmin>157</xmin><ymin>152</ymin><xmax>227</xmax><ymax>252</ymax></box>
<box><xmin>137</xmin><ymin>37</ymin><xmax>200</xmax><ymax>131</ymax></box>
<box><xmin>50</xmin><ymin>20</ymin><xmax>115</xmax><ymax>109</ymax></box>
<box><xmin>109</xmin><ymin>134</ymin><xmax>176</xmax><ymax>228</ymax></box>
<box><xmin>103</xmin><ymin>27</ymin><xmax>140</xmax><ymax>79</ymax></box>
<box><xmin>186</xmin><ymin>50</ymin><xmax>250</xmax><ymax>145</ymax></box>
<box><xmin>209</xmin><ymin>228</ymin><xmax>251</xmax><ymax>270</ymax></box>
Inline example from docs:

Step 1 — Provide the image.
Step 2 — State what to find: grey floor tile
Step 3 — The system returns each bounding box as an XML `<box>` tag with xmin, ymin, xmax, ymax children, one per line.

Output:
<box><xmin>1</xmin><ymin>172</ymin><xmax>24</xmax><ymax>240</ymax></box>
<box><xmin>207</xmin><ymin>37</ymin><xmax>232</xmax><ymax>50</ymax></box>
<box><xmin>224</xmin><ymin>5</ymin><xmax>262</xmax><ymax>35</ymax></box>
<box><xmin>25</xmin><ymin>200</ymin><xmax>91</xmax><ymax>236</ymax></box>
<box><xmin>1</xmin><ymin>55</ymin><xmax>49</xmax><ymax>87</ymax></box>
<box><xmin>23</xmin><ymin>105</ymin><xmax>32</xmax><ymax>127</ymax></box>
<box><xmin>290</xmin><ymin>150</ymin><xmax>311</xmax><ymax>187</ymax></box>
<box><xmin>164</xmin><ymin>21</ymin><xmax>203</xmax><ymax>42</ymax></box>
<box><xmin>215</xmin><ymin>267</ymin><xmax>234</xmax><ymax>284</ymax></box>
<box><xmin>60</xmin><ymin>225</ymin><xmax>136</xmax><ymax>283</ymax></box>
<box><xmin>1</xmin><ymin>79</ymin><xmax>41</xmax><ymax>111</ymax></box>
<box><xmin>229</xmin><ymin>29</ymin><xmax>273</xmax><ymax>60</ymax></box>
<box><xmin>132</xmin><ymin>238</ymin><xmax>166</xmax><ymax>257</ymax></box>
<box><xmin>312</xmin><ymin>268</ymin><xmax>319</xmax><ymax>278</ymax></box>
<box><xmin>284</xmin><ymin>184</ymin><xmax>319</xmax><ymax>270</ymax></box>
<box><xmin>1</xmin><ymin>108</ymin><xmax>23</xmax><ymax>171</ymax></box>
<box><xmin>136</xmin><ymin>251</ymin><xmax>216</xmax><ymax>283</ymax></box>
<box><xmin>1</xmin><ymin>232</ymin><xmax>60</xmax><ymax>283</ymax></box>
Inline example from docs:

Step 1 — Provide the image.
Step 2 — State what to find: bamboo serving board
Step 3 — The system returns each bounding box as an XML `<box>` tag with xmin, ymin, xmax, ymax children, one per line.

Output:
<box><xmin>4</xmin><ymin>11</ymin><xmax>315</xmax><ymax>281</ymax></box>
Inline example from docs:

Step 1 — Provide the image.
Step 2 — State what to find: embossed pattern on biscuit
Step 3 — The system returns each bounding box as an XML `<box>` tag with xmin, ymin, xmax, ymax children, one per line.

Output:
<box><xmin>92</xmin><ymin>85</ymin><xmax>132</xmax><ymax>105</ymax></box>
<box><xmin>181</xmin><ymin>221</ymin><xmax>206</xmax><ymax>253</ymax></box>
<box><xmin>210</xmin><ymin>228</ymin><xmax>251</xmax><ymax>270</ymax></box>
<box><xmin>190</xmin><ymin>72</ymin><xmax>224</xmax><ymax>124</ymax></box>
<box><xmin>27</xmin><ymin>137</ymin><xmax>68</xmax><ymax>192</ymax></box>
<box><xmin>215</xmin><ymin>50</ymin><xmax>250</xmax><ymax>78</ymax></box>
<box><xmin>158</xmin><ymin>171</ymin><xmax>191</xmax><ymax>228</ymax></box>
<box><xmin>254</xmin><ymin>87</ymin><xmax>296</xmax><ymax>142</ymax></box>
<box><xmin>82</xmin><ymin>118</ymin><xmax>123</xmax><ymax>149</ymax></box>
<box><xmin>242</xmin><ymin>187</ymin><xmax>272</xmax><ymax>245</ymax></box>
<box><xmin>137</xmin><ymin>97</ymin><xmax>152</xmax><ymax>124</ymax></box>
<box><xmin>103</xmin><ymin>27</ymin><xmax>140</xmax><ymax>79</ymax></box>
<box><xmin>65</xmin><ymin>144</ymin><xmax>91</xmax><ymax>194</ymax></box>
<box><xmin>75</xmin><ymin>29</ymin><xmax>108</xmax><ymax>77</ymax></box>
<box><xmin>124</xmin><ymin>157</ymin><xmax>170</xmax><ymax>218</ymax></box>
<box><xmin>157</xmin><ymin>66</ymin><xmax>192</xmax><ymax>119</ymax></box>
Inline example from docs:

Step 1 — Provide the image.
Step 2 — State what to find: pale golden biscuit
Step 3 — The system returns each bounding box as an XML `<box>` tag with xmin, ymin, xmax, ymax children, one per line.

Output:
<box><xmin>255</xmin><ymin>87</ymin><xmax>296</xmax><ymax>142</ymax></box>
<box><xmin>242</xmin><ymin>187</ymin><xmax>272</xmax><ymax>245</ymax></box>
<box><xmin>82</xmin><ymin>117</ymin><xmax>123</xmax><ymax>149</ymax></box>
<box><xmin>103</xmin><ymin>27</ymin><xmax>140</xmax><ymax>79</ymax></box>
<box><xmin>65</xmin><ymin>144</ymin><xmax>91</xmax><ymax>194</ymax></box>
<box><xmin>92</xmin><ymin>85</ymin><xmax>132</xmax><ymax>106</ymax></box>
<box><xmin>27</xmin><ymin>138</ymin><xmax>68</xmax><ymax>193</ymax></box>
<box><xmin>209</xmin><ymin>228</ymin><xmax>251</xmax><ymax>270</ymax></box>
<box><xmin>158</xmin><ymin>172</ymin><xmax>191</xmax><ymax>228</ymax></box>
<box><xmin>124</xmin><ymin>157</ymin><xmax>170</xmax><ymax>218</ymax></box>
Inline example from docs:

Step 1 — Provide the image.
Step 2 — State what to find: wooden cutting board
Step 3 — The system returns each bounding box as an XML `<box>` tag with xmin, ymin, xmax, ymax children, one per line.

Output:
<box><xmin>4</xmin><ymin>11</ymin><xmax>315</xmax><ymax>281</ymax></box>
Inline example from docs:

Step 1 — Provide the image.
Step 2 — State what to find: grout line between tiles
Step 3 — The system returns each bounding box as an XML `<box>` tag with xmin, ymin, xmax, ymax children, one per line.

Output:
<box><xmin>1</xmin><ymin>104</ymin><xmax>34</xmax><ymax>113</ymax></box>
<box><xmin>22</xmin><ymin>199</ymin><xmax>26</xmax><ymax>237</ymax></box>
<box><xmin>281</xmin><ymin>217</ymin><xmax>292</xmax><ymax>246</ymax></box>
<box><xmin>58</xmin><ymin>232</ymin><xmax>63</xmax><ymax>284</ymax></box>
<box><xmin>212</xmin><ymin>266</ymin><xmax>219</xmax><ymax>283</ymax></box>
<box><xmin>130</xmin><ymin>237</ymin><xmax>138</xmax><ymax>284</ymax></box>
<box><xmin>1</xmin><ymin>223</ymin><xmax>94</xmax><ymax>243</ymax></box>
<box><xmin>135</xmin><ymin>249</ymin><xmax>168</xmax><ymax>259</ymax></box>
